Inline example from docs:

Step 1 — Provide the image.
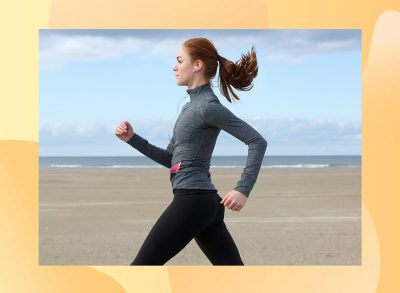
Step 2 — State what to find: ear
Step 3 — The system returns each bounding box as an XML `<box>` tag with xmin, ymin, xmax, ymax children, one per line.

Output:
<box><xmin>194</xmin><ymin>60</ymin><xmax>204</xmax><ymax>70</ymax></box>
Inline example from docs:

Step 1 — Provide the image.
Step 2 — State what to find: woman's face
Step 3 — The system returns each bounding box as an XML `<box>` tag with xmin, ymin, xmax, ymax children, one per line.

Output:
<box><xmin>173</xmin><ymin>46</ymin><xmax>195</xmax><ymax>86</ymax></box>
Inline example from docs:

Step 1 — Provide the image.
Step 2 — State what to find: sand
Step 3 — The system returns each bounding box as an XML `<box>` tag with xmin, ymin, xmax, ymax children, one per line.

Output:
<box><xmin>39</xmin><ymin>167</ymin><xmax>361</xmax><ymax>265</ymax></box>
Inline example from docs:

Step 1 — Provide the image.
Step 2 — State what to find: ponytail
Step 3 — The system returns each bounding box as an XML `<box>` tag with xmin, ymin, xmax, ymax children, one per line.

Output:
<box><xmin>183</xmin><ymin>38</ymin><xmax>258</xmax><ymax>103</ymax></box>
<box><xmin>217</xmin><ymin>46</ymin><xmax>258</xmax><ymax>103</ymax></box>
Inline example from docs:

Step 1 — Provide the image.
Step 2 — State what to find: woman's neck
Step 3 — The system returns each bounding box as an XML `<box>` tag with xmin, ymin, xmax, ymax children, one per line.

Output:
<box><xmin>187</xmin><ymin>77</ymin><xmax>209</xmax><ymax>90</ymax></box>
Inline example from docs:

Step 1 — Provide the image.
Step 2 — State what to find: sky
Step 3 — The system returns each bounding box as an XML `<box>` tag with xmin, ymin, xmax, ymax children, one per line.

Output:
<box><xmin>39</xmin><ymin>29</ymin><xmax>361</xmax><ymax>156</ymax></box>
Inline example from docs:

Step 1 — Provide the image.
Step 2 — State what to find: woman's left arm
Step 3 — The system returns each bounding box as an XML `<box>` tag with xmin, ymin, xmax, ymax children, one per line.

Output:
<box><xmin>200</xmin><ymin>100</ymin><xmax>267</xmax><ymax>202</ymax></box>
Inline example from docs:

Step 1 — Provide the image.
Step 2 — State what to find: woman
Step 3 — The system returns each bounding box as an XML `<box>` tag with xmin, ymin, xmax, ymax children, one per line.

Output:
<box><xmin>115</xmin><ymin>37</ymin><xmax>267</xmax><ymax>265</ymax></box>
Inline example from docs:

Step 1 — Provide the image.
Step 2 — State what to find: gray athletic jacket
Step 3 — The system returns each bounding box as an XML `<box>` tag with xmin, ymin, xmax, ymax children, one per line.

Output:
<box><xmin>127</xmin><ymin>82</ymin><xmax>267</xmax><ymax>197</ymax></box>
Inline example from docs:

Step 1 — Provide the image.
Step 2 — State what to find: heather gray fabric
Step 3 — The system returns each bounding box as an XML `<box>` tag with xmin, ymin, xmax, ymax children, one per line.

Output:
<box><xmin>127</xmin><ymin>82</ymin><xmax>267</xmax><ymax>197</ymax></box>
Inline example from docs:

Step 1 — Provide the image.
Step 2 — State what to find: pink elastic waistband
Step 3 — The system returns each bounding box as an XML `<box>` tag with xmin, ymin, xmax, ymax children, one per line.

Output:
<box><xmin>170</xmin><ymin>161</ymin><xmax>181</xmax><ymax>174</ymax></box>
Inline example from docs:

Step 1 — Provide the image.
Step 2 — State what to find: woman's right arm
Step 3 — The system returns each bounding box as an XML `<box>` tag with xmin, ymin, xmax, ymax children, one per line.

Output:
<box><xmin>126</xmin><ymin>134</ymin><xmax>174</xmax><ymax>168</ymax></box>
<box><xmin>115</xmin><ymin>121</ymin><xmax>174</xmax><ymax>168</ymax></box>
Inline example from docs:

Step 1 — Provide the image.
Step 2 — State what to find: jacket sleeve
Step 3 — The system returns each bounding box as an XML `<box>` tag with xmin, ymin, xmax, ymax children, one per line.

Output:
<box><xmin>126</xmin><ymin>133</ymin><xmax>174</xmax><ymax>168</ymax></box>
<box><xmin>200</xmin><ymin>101</ymin><xmax>267</xmax><ymax>197</ymax></box>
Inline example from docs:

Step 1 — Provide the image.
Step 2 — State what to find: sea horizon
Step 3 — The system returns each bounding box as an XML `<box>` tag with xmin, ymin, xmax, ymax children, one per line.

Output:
<box><xmin>39</xmin><ymin>155</ymin><xmax>361</xmax><ymax>169</ymax></box>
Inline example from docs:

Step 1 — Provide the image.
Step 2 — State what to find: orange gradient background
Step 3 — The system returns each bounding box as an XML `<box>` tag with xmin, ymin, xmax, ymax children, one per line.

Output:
<box><xmin>1</xmin><ymin>0</ymin><xmax>399</xmax><ymax>292</ymax></box>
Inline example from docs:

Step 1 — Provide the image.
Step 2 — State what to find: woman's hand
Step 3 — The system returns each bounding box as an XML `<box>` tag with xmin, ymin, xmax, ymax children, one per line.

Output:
<box><xmin>115</xmin><ymin>120</ymin><xmax>134</xmax><ymax>142</ymax></box>
<box><xmin>220</xmin><ymin>190</ymin><xmax>248</xmax><ymax>212</ymax></box>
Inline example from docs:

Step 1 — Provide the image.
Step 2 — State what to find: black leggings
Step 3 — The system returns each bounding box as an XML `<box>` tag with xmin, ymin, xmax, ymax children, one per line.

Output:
<box><xmin>130</xmin><ymin>189</ymin><xmax>244</xmax><ymax>265</ymax></box>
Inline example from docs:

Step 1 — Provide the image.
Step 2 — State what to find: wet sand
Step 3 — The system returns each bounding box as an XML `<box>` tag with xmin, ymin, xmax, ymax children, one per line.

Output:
<box><xmin>39</xmin><ymin>167</ymin><xmax>361</xmax><ymax>265</ymax></box>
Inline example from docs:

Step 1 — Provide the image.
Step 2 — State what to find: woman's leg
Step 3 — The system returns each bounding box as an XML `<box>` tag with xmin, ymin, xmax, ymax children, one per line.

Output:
<box><xmin>194</xmin><ymin>195</ymin><xmax>244</xmax><ymax>265</ymax></box>
<box><xmin>130</xmin><ymin>191</ymin><xmax>218</xmax><ymax>265</ymax></box>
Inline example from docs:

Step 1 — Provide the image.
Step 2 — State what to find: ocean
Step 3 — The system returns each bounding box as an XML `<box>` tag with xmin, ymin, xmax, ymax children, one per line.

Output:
<box><xmin>39</xmin><ymin>156</ymin><xmax>361</xmax><ymax>169</ymax></box>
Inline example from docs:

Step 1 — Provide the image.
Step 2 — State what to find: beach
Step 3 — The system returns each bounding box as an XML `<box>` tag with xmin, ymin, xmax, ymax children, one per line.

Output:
<box><xmin>39</xmin><ymin>167</ymin><xmax>361</xmax><ymax>265</ymax></box>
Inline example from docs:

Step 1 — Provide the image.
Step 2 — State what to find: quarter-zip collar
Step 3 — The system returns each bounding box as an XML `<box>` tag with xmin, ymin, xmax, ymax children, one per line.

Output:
<box><xmin>186</xmin><ymin>82</ymin><xmax>212</xmax><ymax>101</ymax></box>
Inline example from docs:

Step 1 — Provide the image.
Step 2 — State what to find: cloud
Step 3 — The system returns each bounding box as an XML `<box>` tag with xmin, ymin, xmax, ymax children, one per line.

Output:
<box><xmin>39</xmin><ymin>118</ymin><xmax>361</xmax><ymax>156</ymax></box>
<box><xmin>40</xmin><ymin>34</ymin><xmax>148</xmax><ymax>69</ymax></box>
<box><xmin>270</xmin><ymin>30</ymin><xmax>360</xmax><ymax>53</ymax></box>
<box><xmin>39</xmin><ymin>29</ymin><xmax>361</xmax><ymax>69</ymax></box>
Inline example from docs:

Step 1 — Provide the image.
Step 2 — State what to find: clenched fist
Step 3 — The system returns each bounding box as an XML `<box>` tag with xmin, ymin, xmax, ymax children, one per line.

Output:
<box><xmin>115</xmin><ymin>120</ymin><xmax>134</xmax><ymax>142</ymax></box>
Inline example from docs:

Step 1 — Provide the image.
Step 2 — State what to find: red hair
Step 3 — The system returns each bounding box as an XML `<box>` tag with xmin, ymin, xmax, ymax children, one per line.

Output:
<box><xmin>183</xmin><ymin>38</ymin><xmax>258</xmax><ymax>103</ymax></box>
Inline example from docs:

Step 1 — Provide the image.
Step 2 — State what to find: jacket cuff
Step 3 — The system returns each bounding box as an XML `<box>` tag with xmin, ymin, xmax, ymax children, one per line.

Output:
<box><xmin>126</xmin><ymin>133</ymin><xmax>142</xmax><ymax>147</ymax></box>
<box><xmin>234</xmin><ymin>186</ymin><xmax>250</xmax><ymax>198</ymax></box>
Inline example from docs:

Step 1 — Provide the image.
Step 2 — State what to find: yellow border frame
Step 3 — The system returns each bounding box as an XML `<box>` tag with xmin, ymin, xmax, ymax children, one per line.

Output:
<box><xmin>1</xmin><ymin>0</ymin><xmax>399</xmax><ymax>292</ymax></box>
